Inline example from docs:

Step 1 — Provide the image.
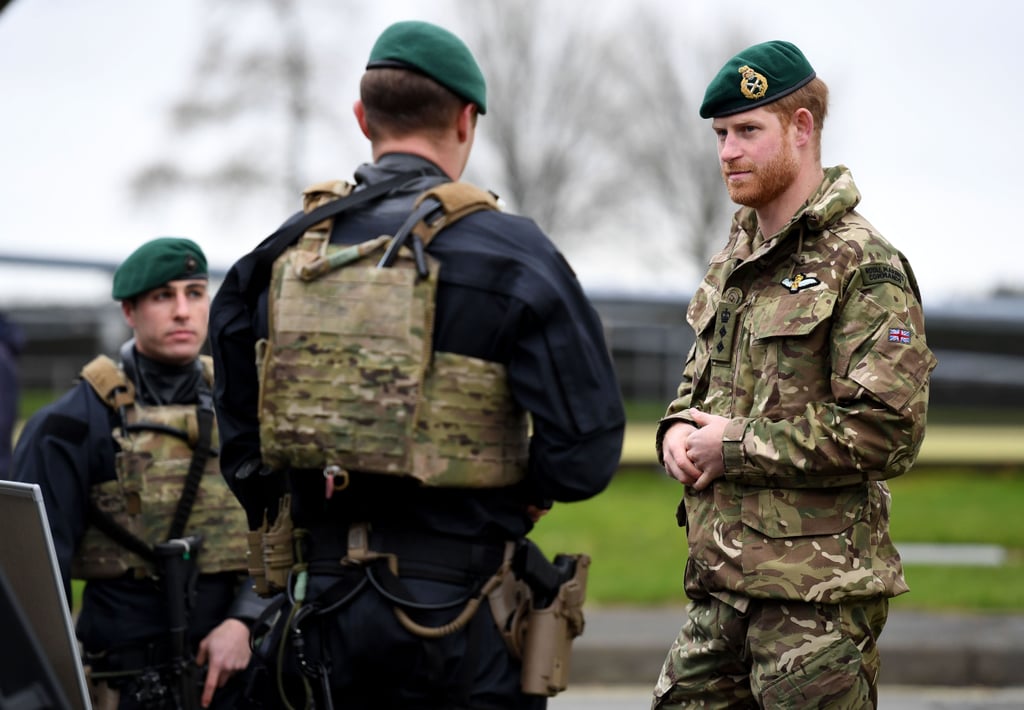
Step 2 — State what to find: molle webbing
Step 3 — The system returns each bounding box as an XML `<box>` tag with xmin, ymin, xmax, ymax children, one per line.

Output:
<box><xmin>257</xmin><ymin>181</ymin><xmax>527</xmax><ymax>486</ymax></box>
<box><xmin>72</xmin><ymin>357</ymin><xmax>249</xmax><ymax>579</ymax></box>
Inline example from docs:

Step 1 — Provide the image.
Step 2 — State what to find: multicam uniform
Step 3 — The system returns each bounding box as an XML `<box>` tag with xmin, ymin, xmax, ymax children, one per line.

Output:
<box><xmin>653</xmin><ymin>166</ymin><xmax>937</xmax><ymax>708</ymax></box>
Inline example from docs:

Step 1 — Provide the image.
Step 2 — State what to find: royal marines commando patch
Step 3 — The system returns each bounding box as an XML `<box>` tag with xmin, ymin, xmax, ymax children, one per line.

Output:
<box><xmin>860</xmin><ymin>263</ymin><xmax>906</xmax><ymax>288</ymax></box>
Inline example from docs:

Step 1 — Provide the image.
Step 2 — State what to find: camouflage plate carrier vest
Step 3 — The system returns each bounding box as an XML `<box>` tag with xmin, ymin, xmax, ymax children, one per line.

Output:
<box><xmin>257</xmin><ymin>180</ymin><xmax>529</xmax><ymax>487</ymax></box>
<box><xmin>72</xmin><ymin>355</ymin><xmax>249</xmax><ymax>579</ymax></box>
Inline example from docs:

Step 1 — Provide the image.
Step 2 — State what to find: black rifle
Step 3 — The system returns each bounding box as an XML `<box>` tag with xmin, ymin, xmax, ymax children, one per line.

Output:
<box><xmin>155</xmin><ymin>535</ymin><xmax>204</xmax><ymax>710</ymax></box>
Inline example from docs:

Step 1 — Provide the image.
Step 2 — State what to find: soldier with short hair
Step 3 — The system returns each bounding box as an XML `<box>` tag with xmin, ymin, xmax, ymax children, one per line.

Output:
<box><xmin>653</xmin><ymin>41</ymin><xmax>937</xmax><ymax>709</ymax></box>
<box><xmin>209</xmin><ymin>19</ymin><xmax>625</xmax><ymax>710</ymax></box>
<box><xmin>12</xmin><ymin>237</ymin><xmax>266</xmax><ymax>709</ymax></box>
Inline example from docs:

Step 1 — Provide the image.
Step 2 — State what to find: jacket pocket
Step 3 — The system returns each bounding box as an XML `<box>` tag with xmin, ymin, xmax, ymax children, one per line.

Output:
<box><xmin>746</xmin><ymin>291</ymin><xmax>835</xmax><ymax>413</ymax></box>
<box><xmin>741</xmin><ymin>487</ymin><xmax>870</xmax><ymax>590</ymax></box>
<box><xmin>749</xmin><ymin>290</ymin><xmax>833</xmax><ymax>341</ymax></box>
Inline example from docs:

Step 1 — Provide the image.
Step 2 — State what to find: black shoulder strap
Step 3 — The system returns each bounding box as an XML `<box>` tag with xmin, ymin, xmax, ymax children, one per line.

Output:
<box><xmin>167</xmin><ymin>385</ymin><xmax>216</xmax><ymax>541</ymax></box>
<box><xmin>376</xmin><ymin>197</ymin><xmax>445</xmax><ymax>276</ymax></box>
<box><xmin>376</xmin><ymin>181</ymin><xmax>499</xmax><ymax>276</ymax></box>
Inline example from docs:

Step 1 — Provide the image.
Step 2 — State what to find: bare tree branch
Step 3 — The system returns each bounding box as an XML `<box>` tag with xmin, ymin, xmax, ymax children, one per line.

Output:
<box><xmin>458</xmin><ymin>0</ymin><xmax>628</xmax><ymax>239</ymax></box>
<box><xmin>130</xmin><ymin>0</ymin><xmax>322</xmax><ymax>215</ymax></box>
<box><xmin>608</xmin><ymin>14</ymin><xmax>748</xmax><ymax>269</ymax></box>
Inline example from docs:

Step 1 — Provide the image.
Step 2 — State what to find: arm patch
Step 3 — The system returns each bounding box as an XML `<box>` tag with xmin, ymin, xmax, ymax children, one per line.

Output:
<box><xmin>859</xmin><ymin>263</ymin><xmax>906</xmax><ymax>289</ymax></box>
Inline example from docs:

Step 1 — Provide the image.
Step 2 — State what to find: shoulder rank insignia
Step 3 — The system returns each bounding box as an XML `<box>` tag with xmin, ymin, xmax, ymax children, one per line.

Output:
<box><xmin>781</xmin><ymin>274</ymin><xmax>819</xmax><ymax>293</ymax></box>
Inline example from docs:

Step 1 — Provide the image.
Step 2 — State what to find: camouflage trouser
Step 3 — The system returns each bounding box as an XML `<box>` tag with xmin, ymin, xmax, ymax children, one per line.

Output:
<box><xmin>651</xmin><ymin>596</ymin><xmax>888</xmax><ymax>709</ymax></box>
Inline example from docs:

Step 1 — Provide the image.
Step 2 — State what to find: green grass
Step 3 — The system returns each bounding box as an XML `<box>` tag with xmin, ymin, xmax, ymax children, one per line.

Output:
<box><xmin>18</xmin><ymin>389</ymin><xmax>58</xmax><ymax>420</ymax></box>
<box><xmin>888</xmin><ymin>468</ymin><xmax>1024</xmax><ymax>547</ymax></box>
<box><xmin>530</xmin><ymin>466</ymin><xmax>1024</xmax><ymax>612</ymax></box>
<box><xmin>531</xmin><ymin>471</ymin><xmax>686</xmax><ymax>605</ymax></box>
<box><xmin>893</xmin><ymin>565</ymin><xmax>1024</xmax><ymax>612</ymax></box>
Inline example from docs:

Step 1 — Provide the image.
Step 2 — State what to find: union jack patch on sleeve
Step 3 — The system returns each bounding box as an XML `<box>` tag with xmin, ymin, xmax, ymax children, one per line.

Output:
<box><xmin>888</xmin><ymin>327</ymin><xmax>912</xmax><ymax>344</ymax></box>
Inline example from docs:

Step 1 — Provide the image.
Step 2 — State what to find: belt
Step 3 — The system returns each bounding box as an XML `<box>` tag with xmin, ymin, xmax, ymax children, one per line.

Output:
<box><xmin>307</xmin><ymin>525</ymin><xmax>510</xmax><ymax>584</ymax></box>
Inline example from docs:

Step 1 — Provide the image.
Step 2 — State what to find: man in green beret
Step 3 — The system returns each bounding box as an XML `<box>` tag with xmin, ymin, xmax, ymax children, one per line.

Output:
<box><xmin>12</xmin><ymin>237</ymin><xmax>269</xmax><ymax>709</ymax></box>
<box><xmin>210</xmin><ymin>18</ymin><xmax>624</xmax><ymax>710</ymax></box>
<box><xmin>652</xmin><ymin>41</ymin><xmax>936</xmax><ymax>709</ymax></box>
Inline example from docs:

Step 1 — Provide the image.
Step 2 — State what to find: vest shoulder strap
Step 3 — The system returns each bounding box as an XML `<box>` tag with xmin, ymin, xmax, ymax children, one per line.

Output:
<box><xmin>412</xmin><ymin>182</ymin><xmax>499</xmax><ymax>246</ymax></box>
<box><xmin>81</xmin><ymin>355</ymin><xmax>135</xmax><ymax>411</ymax></box>
<box><xmin>302</xmin><ymin>179</ymin><xmax>355</xmax><ymax>233</ymax></box>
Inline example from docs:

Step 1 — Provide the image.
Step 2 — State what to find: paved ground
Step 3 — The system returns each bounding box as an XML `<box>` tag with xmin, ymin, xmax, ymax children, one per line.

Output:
<box><xmin>550</xmin><ymin>685</ymin><xmax>1024</xmax><ymax>710</ymax></box>
<box><xmin>569</xmin><ymin>606</ymin><xmax>1024</xmax><ymax>688</ymax></box>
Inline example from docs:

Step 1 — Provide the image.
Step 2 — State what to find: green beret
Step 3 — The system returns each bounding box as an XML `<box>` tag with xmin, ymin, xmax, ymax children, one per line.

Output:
<box><xmin>699</xmin><ymin>40</ymin><xmax>815</xmax><ymax>119</ymax></box>
<box><xmin>367</xmin><ymin>20</ymin><xmax>487</xmax><ymax>114</ymax></box>
<box><xmin>112</xmin><ymin>237</ymin><xmax>208</xmax><ymax>300</ymax></box>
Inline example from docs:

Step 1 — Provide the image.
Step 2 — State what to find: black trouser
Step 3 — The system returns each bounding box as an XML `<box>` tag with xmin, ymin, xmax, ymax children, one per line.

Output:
<box><xmin>250</xmin><ymin>539</ymin><xmax>546</xmax><ymax>709</ymax></box>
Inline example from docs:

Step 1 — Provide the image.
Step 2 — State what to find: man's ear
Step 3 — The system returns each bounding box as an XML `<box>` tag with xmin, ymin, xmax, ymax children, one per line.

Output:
<box><xmin>456</xmin><ymin>103</ymin><xmax>476</xmax><ymax>143</ymax></box>
<box><xmin>353</xmin><ymin>100</ymin><xmax>371</xmax><ymax>139</ymax></box>
<box><xmin>792</xmin><ymin>107</ymin><xmax>814</xmax><ymax>147</ymax></box>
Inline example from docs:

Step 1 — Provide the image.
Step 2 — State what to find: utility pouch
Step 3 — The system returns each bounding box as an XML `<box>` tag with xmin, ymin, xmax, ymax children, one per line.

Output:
<box><xmin>520</xmin><ymin>554</ymin><xmax>590</xmax><ymax>697</ymax></box>
<box><xmin>260</xmin><ymin>495</ymin><xmax>294</xmax><ymax>596</ymax></box>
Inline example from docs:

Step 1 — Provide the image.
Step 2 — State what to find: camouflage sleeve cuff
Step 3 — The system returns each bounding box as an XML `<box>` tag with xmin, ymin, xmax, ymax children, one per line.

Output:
<box><xmin>722</xmin><ymin>418</ymin><xmax>749</xmax><ymax>476</ymax></box>
<box><xmin>655</xmin><ymin>412</ymin><xmax>697</xmax><ymax>465</ymax></box>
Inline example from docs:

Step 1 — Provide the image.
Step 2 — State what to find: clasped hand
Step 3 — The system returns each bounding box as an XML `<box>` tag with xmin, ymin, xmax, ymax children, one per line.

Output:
<box><xmin>661</xmin><ymin>409</ymin><xmax>728</xmax><ymax>491</ymax></box>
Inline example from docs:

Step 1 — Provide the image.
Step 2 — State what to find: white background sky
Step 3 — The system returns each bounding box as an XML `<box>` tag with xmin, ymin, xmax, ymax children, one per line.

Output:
<box><xmin>0</xmin><ymin>0</ymin><xmax>1020</xmax><ymax>308</ymax></box>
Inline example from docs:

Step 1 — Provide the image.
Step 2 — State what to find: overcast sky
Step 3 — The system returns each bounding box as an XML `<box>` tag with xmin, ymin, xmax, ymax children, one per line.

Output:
<box><xmin>0</xmin><ymin>0</ymin><xmax>1020</xmax><ymax>308</ymax></box>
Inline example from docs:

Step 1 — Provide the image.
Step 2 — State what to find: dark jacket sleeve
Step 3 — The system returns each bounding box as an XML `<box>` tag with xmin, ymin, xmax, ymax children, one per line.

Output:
<box><xmin>209</xmin><ymin>261</ymin><xmax>262</xmax><ymax>484</ymax></box>
<box><xmin>10</xmin><ymin>384</ymin><xmax>114</xmax><ymax>600</ymax></box>
<box><xmin>509</xmin><ymin>263</ymin><xmax>625</xmax><ymax>504</ymax></box>
<box><xmin>209</xmin><ymin>232</ymin><xmax>295</xmax><ymax>527</ymax></box>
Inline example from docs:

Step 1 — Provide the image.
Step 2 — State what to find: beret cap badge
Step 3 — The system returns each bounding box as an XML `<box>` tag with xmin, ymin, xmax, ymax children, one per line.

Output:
<box><xmin>738</xmin><ymin>65</ymin><xmax>768</xmax><ymax>100</ymax></box>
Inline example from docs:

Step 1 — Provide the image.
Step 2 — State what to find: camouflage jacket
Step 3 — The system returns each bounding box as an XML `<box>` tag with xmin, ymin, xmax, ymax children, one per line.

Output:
<box><xmin>659</xmin><ymin>165</ymin><xmax>937</xmax><ymax>604</ymax></box>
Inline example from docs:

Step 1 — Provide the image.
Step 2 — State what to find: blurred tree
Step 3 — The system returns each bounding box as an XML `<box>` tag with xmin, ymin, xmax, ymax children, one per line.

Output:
<box><xmin>609</xmin><ymin>13</ymin><xmax>747</xmax><ymax>269</ymax></box>
<box><xmin>130</xmin><ymin>0</ymin><xmax>747</xmax><ymax>280</ymax></box>
<box><xmin>457</xmin><ymin>1</ymin><xmax>747</xmax><ymax>274</ymax></box>
<box><xmin>130</xmin><ymin>0</ymin><xmax>359</xmax><ymax>217</ymax></box>
<box><xmin>456</xmin><ymin>0</ymin><xmax>627</xmax><ymax>238</ymax></box>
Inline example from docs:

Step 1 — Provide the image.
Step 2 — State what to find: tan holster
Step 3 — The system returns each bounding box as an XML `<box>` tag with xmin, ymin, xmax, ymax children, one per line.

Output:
<box><xmin>487</xmin><ymin>551</ymin><xmax>591</xmax><ymax>696</ymax></box>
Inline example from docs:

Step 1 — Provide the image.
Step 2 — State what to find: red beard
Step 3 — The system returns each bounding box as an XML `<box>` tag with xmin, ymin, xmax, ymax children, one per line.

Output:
<box><xmin>722</xmin><ymin>142</ymin><xmax>799</xmax><ymax>208</ymax></box>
